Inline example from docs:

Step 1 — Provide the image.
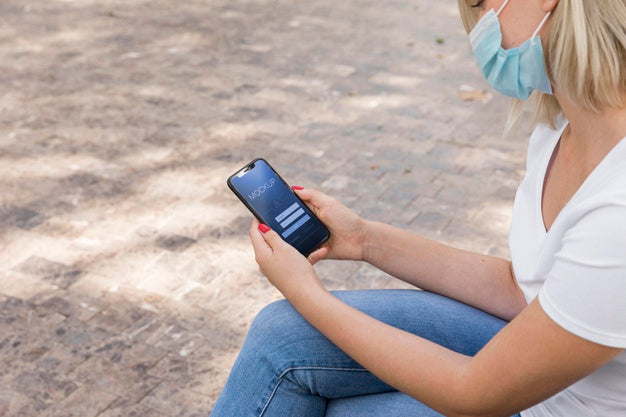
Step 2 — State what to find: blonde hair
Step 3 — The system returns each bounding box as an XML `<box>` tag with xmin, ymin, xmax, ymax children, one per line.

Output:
<box><xmin>458</xmin><ymin>0</ymin><xmax>626</xmax><ymax>129</ymax></box>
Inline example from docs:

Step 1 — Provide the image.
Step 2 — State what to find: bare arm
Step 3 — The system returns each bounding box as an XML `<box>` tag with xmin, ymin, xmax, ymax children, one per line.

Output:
<box><xmin>294</xmin><ymin>187</ymin><xmax>526</xmax><ymax>320</ymax></box>
<box><xmin>250</xmin><ymin>222</ymin><xmax>622</xmax><ymax>417</ymax></box>
<box><xmin>250</xmin><ymin>224</ymin><xmax>622</xmax><ymax>417</ymax></box>
<box><xmin>292</xmin><ymin>288</ymin><xmax>621</xmax><ymax>417</ymax></box>
<box><xmin>362</xmin><ymin>220</ymin><xmax>526</xmax><ymax>320</ymax></box>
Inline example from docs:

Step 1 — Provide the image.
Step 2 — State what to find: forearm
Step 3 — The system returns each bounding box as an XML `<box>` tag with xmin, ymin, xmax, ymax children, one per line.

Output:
<box><xmin>289</xmin><ymin>286</ymin><xmax>502</xmax><ymax>417</ymax></box>
<box><xmin>288</xmin><ymin>287</ymin><xmax>609</xmax><ymax>417</ymax></box>
<box><xmin>252</xmin><ymin>217</ymin><xmax>618</xmax><ymax>417</ymax></box>
<box><xmin>362</xmin><ymin>220</ymin><xmax>526</xmax><ymax>320</ymax></box>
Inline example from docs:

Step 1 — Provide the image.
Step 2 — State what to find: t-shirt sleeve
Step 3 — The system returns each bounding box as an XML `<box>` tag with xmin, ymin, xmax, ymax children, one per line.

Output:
<box><xmin>538</xmin><ymin>204</ymin><xmax>626</xmax><ymax>348</ymax></box>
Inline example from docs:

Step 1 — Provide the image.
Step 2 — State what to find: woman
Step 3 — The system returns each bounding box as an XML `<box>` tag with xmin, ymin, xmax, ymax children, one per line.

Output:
<box><xmin>211</xmin><ymin>0</ymin><xmax>626</xmax><ymax>416</ymax></box>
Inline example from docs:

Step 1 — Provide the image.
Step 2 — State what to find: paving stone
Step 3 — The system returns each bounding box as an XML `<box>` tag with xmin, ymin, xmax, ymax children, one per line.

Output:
<box><xmin>0</xmin><ymin>332</ymin><xmax>50</xmax><ymax>369</ymax></box>
<box><xmin>316</xmin><ymin>259</ymin><xmax>362</xmax><ymax>290</ymax></box>
<box><xmin>29</xmin><ymin>347</ymin><xmax>92</xmax><ymax>378</ymax></box>
<box><xmin>96</xmin><ymin>401</ymin><xmax>169</xmax><ymax>417</ymax></box>
<box><xmin>9</xmin><ymin>369</ymin><xmax>79</xmax><ymax>406</ymax></box>
<box><xmin>0</xmin><ymin>204</ymin><xmax>46</xmax><ymax>230</ymax></box>
<box><xmin>147</xmin><ymin>351</ymin><xmax>220</xmax><ymax>396</ymax></box>
<box><xmin>49</xmin><ymin>318</ymin><xmax>116</xmax><ymax>361</ymax></box>
<box><xmin>0</xmin><ymin>297</ymin><xmax>31</xmax><ymax>328</ymax></box>
<box><xmin>0</xmin><ymin>270</ymin><xmax>57</xmax><ymax>300</ymax></box>
<box><xmin>124</xmin><ymin>316</ymin><xmax>205</xmax><ymax>357</ymax></box>
<box><xmin>88</xmin><ymin>301</ymin><xmax>156</xmax><ymax>334</ymax></box>
<box><xmin>14</xmin><ymin>256</ymin><xmax>83</xmax><ymax>289</ymax></box>
<box><xmin>42</xmin><ymin>386</ymin><xmax>118</xmax><ymax>417</ymax></box>
<box><xmin>154</xmin><ymin>234</ymin><xmax>197</xmax><ymax>252</ymax></box>
<box><xmin>140</xmin><ymin>380</ymin><xmax>215</xmax><ymax>417</ymax></box>
<box><xmin>92</xmin><ymin>337</ymin><xmax>166</xmax><ymax>372</ymax></box>
<box><xmin>28</xmin><ymin>289</ymin><xmax>106</xmax><ymax>322</ymax></box>
<box><xmin>11</xmin><ymin>399</ymin><xmax>51</xmax><ymax>417</ymax></box>
<box><xmin>69</xmin><ymin>357</ymin><xmax>162</xmax><ymax>403</ymax></box>
<box><xmin>0</xmin><ymin>388</ymin><xmax>31</xmax><ymax>416</ymax></box>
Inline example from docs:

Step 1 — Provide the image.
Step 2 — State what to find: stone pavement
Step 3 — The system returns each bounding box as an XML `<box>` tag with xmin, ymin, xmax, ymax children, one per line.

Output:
<box><xmin>0</xmin><ymin>0</ymin><xmax>532</xmax><ymax>415</ymax></box>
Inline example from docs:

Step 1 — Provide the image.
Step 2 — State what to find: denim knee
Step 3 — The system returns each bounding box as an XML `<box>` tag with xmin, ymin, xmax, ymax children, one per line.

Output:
<box><xmin>246</xmin><ymin>299</ymin><xmax>302</xmax><ymax>349</ymax></box>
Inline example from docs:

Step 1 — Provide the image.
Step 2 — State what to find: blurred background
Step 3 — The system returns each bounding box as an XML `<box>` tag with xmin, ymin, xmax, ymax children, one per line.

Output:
<box><xmin>0</xmin><ymin>0</ymin><xmax>530</xmax><ymax>415</ymax></box>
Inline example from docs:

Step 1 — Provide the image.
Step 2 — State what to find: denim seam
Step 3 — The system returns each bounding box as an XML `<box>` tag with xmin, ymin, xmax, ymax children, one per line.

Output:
<box><xmin>258</xmin><ymin>366</ymin><xmax>370</xmax><ymax>417</ymax></box>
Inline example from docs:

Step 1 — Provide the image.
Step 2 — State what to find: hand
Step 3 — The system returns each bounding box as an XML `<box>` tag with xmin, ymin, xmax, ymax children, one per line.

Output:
<box><xmin>292</xmin><ymin>186</ymin><xmax>369</xmax><ymax>264</ymax></box>
<box><xmin>249</xmin><ymin>219</ymin><xmax>326</xmax><ymax>299</ymax></box>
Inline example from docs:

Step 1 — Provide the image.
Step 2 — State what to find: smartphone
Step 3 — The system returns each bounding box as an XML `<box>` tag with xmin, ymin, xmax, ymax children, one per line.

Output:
<box><xmin>227</xmin><ymin>158</ymin><xmax>330</xmax><ymax>257</ymax></box>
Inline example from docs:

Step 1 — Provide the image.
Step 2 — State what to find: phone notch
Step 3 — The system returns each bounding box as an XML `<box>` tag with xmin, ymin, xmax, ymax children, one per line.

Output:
<box><xmin>237</xmin><ymin>162</ymin><xmax>255</xmax><ymax>178</ymax></box>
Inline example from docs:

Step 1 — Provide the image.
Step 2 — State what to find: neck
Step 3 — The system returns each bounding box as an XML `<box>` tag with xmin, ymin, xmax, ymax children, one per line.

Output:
<box><xmin>554</xmin><ymin>91</ymin><xmax>626</xmax><ymax>170</ymax></box>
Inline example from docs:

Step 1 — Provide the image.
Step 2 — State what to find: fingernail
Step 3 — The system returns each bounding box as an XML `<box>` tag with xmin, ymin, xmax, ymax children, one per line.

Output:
<box><xmin>258</xmin><ymin>223</ymin><xmax>271</xmax><ymax>233</ymax></box>
<box><xmin>291</xmin><ymin>185</ymin><xmax>304</xmax><ymax>190</ymax></box>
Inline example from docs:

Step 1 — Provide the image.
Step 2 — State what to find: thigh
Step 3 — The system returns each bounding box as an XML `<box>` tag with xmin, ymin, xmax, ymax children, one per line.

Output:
<box><xmin>212</xmin><ymin>289</ymin><xmax>509</xmax><ymax>417</ymax></box>
<box><xmin>330</xmin><ymin>289</ymin><xmax>508</xmax><ymax>355</ymax></box>
<box><xmin>247</xmin><ymin>289</ymin><xmax>507</xmax><ymax>395</ymax></box>
<box><xmin>334</xmin><ymin>290</ymin><xmax>507</xmax><ymax>356</ymax></box>
<box><xmin>326</xmin><ymin>392</ymin><xmax>445</xmax><ymax>417</ymax></box>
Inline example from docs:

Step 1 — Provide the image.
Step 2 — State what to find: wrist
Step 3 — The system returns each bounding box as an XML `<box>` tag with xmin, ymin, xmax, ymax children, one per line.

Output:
<box><xmin>360</xmin><ymin>219</ymin><xmax>379</xmax><ymax>264</ymax></box>
<box><xmin>285</xmin><ymin>272</ymin><xmax>330</xmax><ymax>309</ymax></box>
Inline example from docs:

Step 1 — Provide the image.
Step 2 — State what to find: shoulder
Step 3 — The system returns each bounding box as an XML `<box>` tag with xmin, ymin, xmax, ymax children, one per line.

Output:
<box><xmin>536</xmin><ymin>133</ymin><xmax>626</xmax><ymax>348</ymax></box>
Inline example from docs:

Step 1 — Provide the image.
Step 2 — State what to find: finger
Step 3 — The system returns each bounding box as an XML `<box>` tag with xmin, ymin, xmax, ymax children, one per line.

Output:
<box><xmin>249</xmin><ymin>219</ymin><xmax>272</xmax><ymax>257</ymax></box>
<box><xmin>248</xmin><ymin>218</ymin><xmax>262</xmax><ymax>242</ymax></box>
<box><xmin>256</xmin><ymin>223</ymin><xmax>286</xmax><ymax>252</ymax></box>
<box><xmin>293</xmin><ymin>187</ymin><xmax>333</xmax><ymax>213</ymax></box>
<box><xmin>307</xmin><ymin>246</ymin><xmax>329</xmax><ymax>265</ymax></box>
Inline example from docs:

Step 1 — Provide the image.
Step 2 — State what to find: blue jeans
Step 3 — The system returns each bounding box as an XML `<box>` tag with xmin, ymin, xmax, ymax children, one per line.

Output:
<box><xmin>210</xmin><ymin>290</ymin><xmax>521</xmax><ymax>417</ymax></box>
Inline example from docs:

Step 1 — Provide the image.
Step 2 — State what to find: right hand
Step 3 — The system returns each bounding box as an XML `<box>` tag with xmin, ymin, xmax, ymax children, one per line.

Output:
<box><xmin>293</xmin><ymin>186</ymin><xmax>369</xmax><ymax>264</ymax></box>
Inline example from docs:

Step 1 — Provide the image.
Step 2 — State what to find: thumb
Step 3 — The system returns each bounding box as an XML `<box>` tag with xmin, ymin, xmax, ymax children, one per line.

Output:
<box><xmin>292</xmin><ymin>187</ymin><xmax>332</xmax><ymax>213</ymax></box>
<box><xmin>258</xmin><ymin>223</ymin><xmax>286</xmax><ymax>251</ymax></box>
<box><xmin>293</xmin><ymin>187</ymin><xmax>319</xmax><ymax>204</ymax></box>
<box><xmin>307</xmin><ymin>246</ymin><xmax>329</xmax><ymax>265</ymax></box>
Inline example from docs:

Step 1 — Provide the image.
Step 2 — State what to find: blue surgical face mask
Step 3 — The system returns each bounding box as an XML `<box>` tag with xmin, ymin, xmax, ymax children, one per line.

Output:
<box><xmin>469</xmin><ymin>0</ymin><xmax>553</xmax><ymax>100</ymax></box>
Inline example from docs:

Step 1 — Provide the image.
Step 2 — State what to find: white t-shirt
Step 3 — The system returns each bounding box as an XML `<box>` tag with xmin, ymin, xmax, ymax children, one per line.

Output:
<box><xmin>509</xmin><ymin>118</ymin><xmax>626</xmax><ymax>417</ymax></box>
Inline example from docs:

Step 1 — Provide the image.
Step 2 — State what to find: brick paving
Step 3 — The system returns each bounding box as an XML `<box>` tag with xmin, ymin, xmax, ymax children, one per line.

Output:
<box><xmin>0</xmin><ymin>0</ymin><xmax>532</xmax><ymax>415</ymax></box>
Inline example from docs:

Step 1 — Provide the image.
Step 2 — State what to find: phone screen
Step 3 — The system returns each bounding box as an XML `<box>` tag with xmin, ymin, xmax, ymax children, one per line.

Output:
<box><xmin>227</xmin><ymin>158</ymin><xmax>330</xmax><ymax>256</ymax></box>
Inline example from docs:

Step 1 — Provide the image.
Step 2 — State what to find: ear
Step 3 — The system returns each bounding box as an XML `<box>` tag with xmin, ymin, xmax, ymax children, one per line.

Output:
<box><xmin>541</xmin><ymin>0</ymin><xmax>559</xmax><ymax>13</ymax></box>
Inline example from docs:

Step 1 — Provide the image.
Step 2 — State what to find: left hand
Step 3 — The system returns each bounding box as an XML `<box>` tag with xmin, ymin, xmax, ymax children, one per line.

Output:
<box><xmin>249</xmin><ymin>219</ymin><xmax>326</xmax><ymax>299</ymax></box>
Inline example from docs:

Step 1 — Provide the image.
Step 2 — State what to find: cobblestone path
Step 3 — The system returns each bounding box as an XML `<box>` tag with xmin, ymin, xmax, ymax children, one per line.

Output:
<box><xmin>0</xmin><ymin>0</ymin><xmax>531</xmax><ymax>415</ymax></box>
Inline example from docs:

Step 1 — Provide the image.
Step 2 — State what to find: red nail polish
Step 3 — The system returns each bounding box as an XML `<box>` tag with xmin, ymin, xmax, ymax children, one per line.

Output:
<box><xmin>291</xmin><ymin>185</ymin><xmax>304</xmax><ymax>190</ymax></box>
<box><xmin>258</xmin><ymin>223</ymin><xmax>271</xmax><ymax>233</ymax></box>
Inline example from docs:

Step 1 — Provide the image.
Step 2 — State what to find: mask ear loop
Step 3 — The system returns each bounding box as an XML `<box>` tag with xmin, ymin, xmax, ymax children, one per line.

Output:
<box><xmin>496</xmin><ymin>0</ymin><xmax>512</xmax><ymax>16</ymax></box>
<box><xmin>532</xmin><ymin>11</ymin><xmax>552</xmax><ymax>38</ymax></box>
